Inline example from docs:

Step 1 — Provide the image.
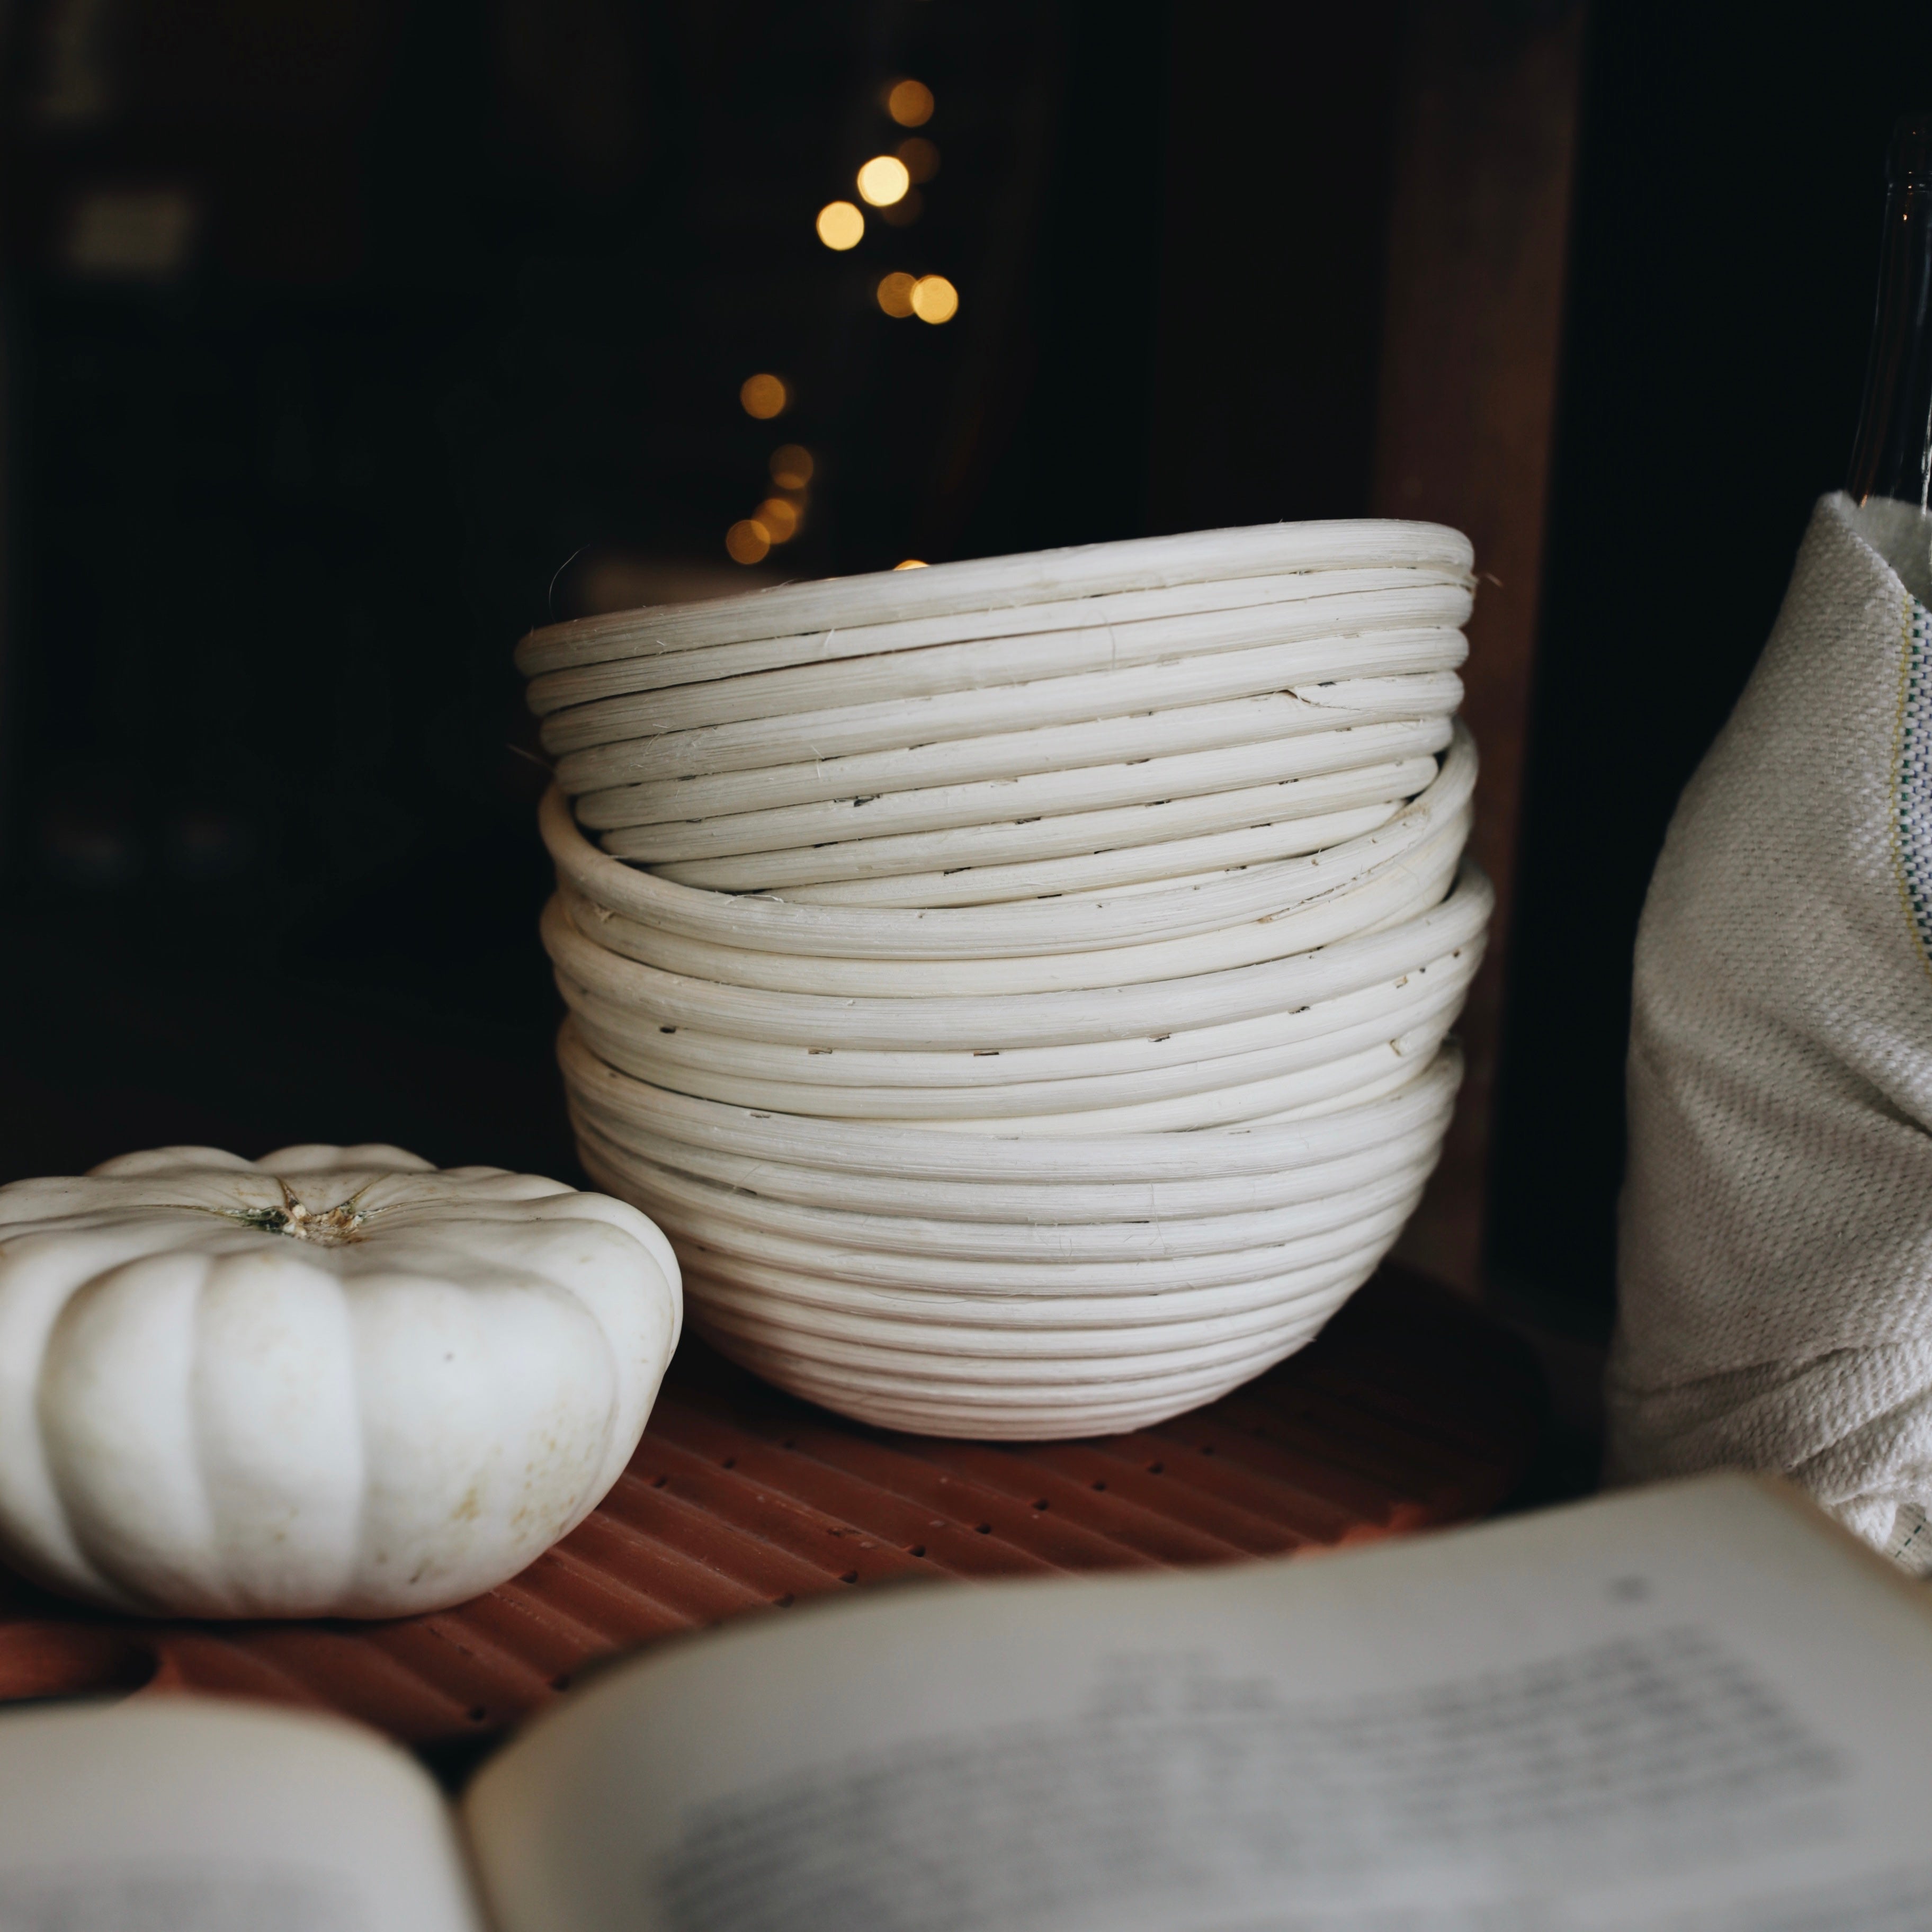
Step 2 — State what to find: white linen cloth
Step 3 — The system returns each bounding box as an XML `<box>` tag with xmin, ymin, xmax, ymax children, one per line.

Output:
<box><xmin>1609</xmin><ymin>490</ymin><xmax>1932</xmax><ymax>1569</ymax></box>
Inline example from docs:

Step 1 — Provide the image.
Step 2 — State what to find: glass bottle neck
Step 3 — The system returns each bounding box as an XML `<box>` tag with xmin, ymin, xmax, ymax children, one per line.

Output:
<box><xmin>1848</xmin><ymin>114</ymin><xmax>1932</xmax><ymax>602</ymax></box>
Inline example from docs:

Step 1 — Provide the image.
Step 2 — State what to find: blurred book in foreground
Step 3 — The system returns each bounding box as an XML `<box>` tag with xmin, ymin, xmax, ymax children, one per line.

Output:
<box><xmin>1</xmin><ymin>1472</ymin><xmax>1928</xmax><ymax>1931</ymax></box>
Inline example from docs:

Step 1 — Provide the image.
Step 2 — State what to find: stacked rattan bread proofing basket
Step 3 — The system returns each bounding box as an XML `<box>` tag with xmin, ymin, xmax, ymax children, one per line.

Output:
<box><xmin>518</xmin><ymin>522</ymin><xmax>1487</xmax><ymax>1438</ymax></box>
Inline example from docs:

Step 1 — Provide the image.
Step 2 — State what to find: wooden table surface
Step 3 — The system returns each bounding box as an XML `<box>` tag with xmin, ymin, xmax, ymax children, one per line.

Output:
<box><xmin>0</xmin><ymin>1265</ymin><xmax>1545</xmax><ymax>1759</ymax></box>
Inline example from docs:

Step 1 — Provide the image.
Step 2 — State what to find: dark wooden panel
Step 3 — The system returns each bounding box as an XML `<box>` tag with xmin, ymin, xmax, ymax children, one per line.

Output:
<box><xmin>1371</xmin><ymin>0</ymin><xmax>1588</xmax><ymax>1294</ymax></box>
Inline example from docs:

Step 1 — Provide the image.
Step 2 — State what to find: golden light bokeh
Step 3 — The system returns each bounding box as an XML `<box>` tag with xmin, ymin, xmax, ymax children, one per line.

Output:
<box><xmin>769</xmin><ymin>443</ymin><xmax>814</xmax><ymax>488</ymax></box>
<box><xmin>893</xmin><ymin>558</ymin><xmax>929</xmax><ymax>570</ymax></box>
<box><xmin>856</xmin><ymin>155</ymin><xmax>911</xmax><ymax>208</ymax></box>
<box><xmin>886</xmin><ymin>78</ymin><xmax>934</xmax><ymax>127</ymax></box>
<box><xmin>879</xmin><ymin>189</ymin><xmax>923</xmax><ymax>228</ymax></box>
<box><xmin>875</xmin><ymin>271</ymin><xmax>917</xmax><ymax>318</ymax></box>
<box><xmin>910</xmin><ymin>274</ymin><xmax>959</xmax><ymax>325</ymax></box>
<box><xmin>897</xmin><ymin>137</ymin><xmax>939</xmax><ymax>184</ymax></box>
<box><xmin>755</xmin><ymin>497</ymin><xmax>800</xmax><ymax>542</ymax></box>
<box><xmin>726</xmin><ymin>520</ymin><xmax>771</xmax><ymax>565</ymax></box>
<box><xmin>739</xmin><ymin>372</ymin><xmax>789</xmax><ymax>419</ymax></box>
<box><xmin>815</xmin><ymin>200</ymin><xmax>865</xmax><ymax>251</ymax></box>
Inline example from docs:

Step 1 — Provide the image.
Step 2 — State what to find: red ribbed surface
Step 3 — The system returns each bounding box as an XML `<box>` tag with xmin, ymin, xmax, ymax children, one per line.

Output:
<box><xmin>0</xmin><ymin>1267</ymin><xmax>1542</xmax><ymax>1746</ymax></box>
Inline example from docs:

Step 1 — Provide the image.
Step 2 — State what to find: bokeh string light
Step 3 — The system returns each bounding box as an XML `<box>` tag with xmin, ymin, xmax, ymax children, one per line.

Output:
<box><xmin>856</xmin><ymin>155</ymin><xmax>911</xmax><ymax>208</ymax></box>
<box><xmin>910</xmin><ymin>274</ymin><xmax>959</xmax><ymax>324</ymax></box>
<box><xmin>768</xmin><ymin>444</ymin><xmax>814</xmax><ymax>489</ymax></box>
<box><xmin>737</xmin><ymin>76</ymin><xmax>952</xmax><ymax>564</ymax></box>
<box><xmin>755</xmin><ymin>496</ymin><xmax>800</xmax><ymax>542</ymax></box>
<box><xmin>815</xmin><ymin>200</ymin><xmax>864</xmax><ymax>251</ymax></box>
<box><xmin>728</xmin><ymin>386</ymin><xmax>798</xmax><ymax>562</ymax></box>
<box><xmin>886</xmin><ymin>78</ymin><xmax>934</xmax><ymax>126</ymax></box>
<box><xmin>724</xmin><ymin>519</ymin><xmax>771</xmax><ymax>565</ymax></box>
<box><xmin>739</xmin><ymin>373</ymin><xmax>789</xmax><ymax>419</ymax></box>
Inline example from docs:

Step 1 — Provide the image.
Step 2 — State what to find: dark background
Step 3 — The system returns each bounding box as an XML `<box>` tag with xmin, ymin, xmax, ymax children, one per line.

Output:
<box><xmin>1489</xmin><ymin>1</ymin><xmax>1932</xmax><ymax>1333</ymax></box>
<box><xmin>0</xmin><ymin>0</ymin><xmax>1924</xmax><ymax>1339</ymax></box>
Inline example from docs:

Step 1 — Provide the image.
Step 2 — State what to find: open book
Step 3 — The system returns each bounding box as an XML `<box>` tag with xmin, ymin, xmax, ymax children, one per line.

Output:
<box><xmin>2</xmin><ymin>1473</ymin><xmax>1929</xmax><ymax>1932</ymax></box>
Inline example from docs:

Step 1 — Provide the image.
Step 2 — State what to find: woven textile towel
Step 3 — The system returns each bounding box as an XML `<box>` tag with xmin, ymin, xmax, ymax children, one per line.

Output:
<box><xmin>1609</xmin><ymin>491</ymin><xmax>1932</xmax><ymax>1570</ymax></box>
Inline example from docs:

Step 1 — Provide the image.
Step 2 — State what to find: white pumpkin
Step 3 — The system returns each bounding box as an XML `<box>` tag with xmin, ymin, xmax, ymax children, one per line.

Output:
<box><xmin>0</xmin><ymin>1143</ymin><xmax>681</xmax><ymax>1620</ymax></box>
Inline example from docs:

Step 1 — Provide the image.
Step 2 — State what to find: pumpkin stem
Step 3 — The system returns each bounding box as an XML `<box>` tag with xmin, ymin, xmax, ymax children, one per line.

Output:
<box><xmin>225</xmin><ymin>1181</ymin><xmax>369</xmax><ymax>1245</ymax></box>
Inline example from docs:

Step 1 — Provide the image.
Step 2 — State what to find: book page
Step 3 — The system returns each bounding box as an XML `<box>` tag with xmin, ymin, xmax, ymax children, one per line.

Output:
<box><xmin>0</xmin><ymin>1696</ymin><xmax>481</xmax><ymax>1932</ymax></box>
<box><xmin>463</xmin><ymin>1474</ymin><xmax>1932</xmax><ymax>1932</ymax></box>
